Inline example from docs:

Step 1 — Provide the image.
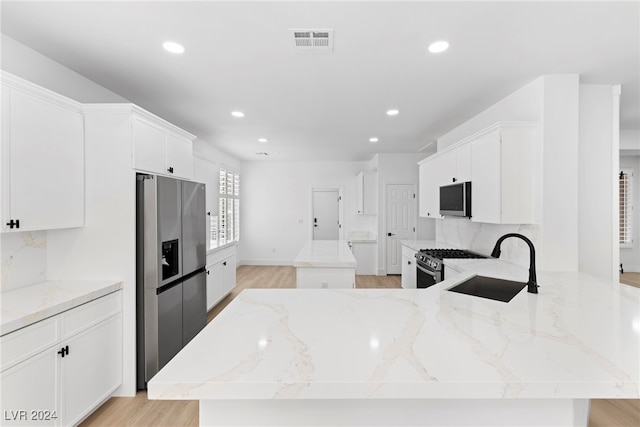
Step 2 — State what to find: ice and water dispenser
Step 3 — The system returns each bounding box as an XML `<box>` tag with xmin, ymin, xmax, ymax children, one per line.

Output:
<box><xmin>161</xmin><ymin>239</ymin><xmax>179</xmax><ymax>280</ymax></box>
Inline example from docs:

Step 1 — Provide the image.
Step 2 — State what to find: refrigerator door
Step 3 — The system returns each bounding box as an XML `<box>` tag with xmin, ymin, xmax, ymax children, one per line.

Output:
<box><xmin>182</xmin><ymin>180</ymin><xmax>207</xmax><ymax>272</ymax></box>
<box><xmin>182</xmin><ymin>271</ymin><xmax>206</xmax><ymax>345</ymax></box>
<box><xmin>157</xmin><ymin>283</ymin><xmax>183</xmax><ymax>369</ymax></box>
<box><xmin>157</xmin><ymin>176</ymin><xmax>182</xmax><ymax>286</ymax></box>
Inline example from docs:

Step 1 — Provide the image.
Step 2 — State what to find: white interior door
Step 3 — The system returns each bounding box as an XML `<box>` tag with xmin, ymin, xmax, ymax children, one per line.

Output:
<box><xmin>386</xmin><ymin>184</ymin><xmax>415</xmax><ymax>274</ymax></box>
<box><xmin>312</xmin><ymin>189</ymin><xmax>339</xmax><ymax>240</ymax></box>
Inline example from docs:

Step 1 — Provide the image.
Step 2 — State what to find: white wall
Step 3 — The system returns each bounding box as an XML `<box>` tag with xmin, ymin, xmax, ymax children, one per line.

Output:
<box><xmin>239</xmin><ymin>161</ymin><xmax>375</xmax><ymax>265</ymax></box>
<box><xmin>620</xmin><ymin>129</ymin><xmax>640</xmax><ymax>151</ymax></box>
<box><xmin>578</xmin><ymin>85</ymin><xmax>618</xmax><ymax>280</ymax></box>
<box><xmin>1</xmin><ymin>34</ymin><xmax>128</xmax><ymax>103</ymax></box>
<box><xmin>437</xmin><ymin>78</ymin><xmax>543</xmax><ymax>150</ymax></box>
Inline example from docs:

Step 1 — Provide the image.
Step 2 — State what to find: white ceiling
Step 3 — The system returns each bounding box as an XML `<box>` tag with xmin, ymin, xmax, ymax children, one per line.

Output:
<box><xmin>1</xmin><ymin>1</ymin><xmax>638</xmax><ymax>162</ymax></box>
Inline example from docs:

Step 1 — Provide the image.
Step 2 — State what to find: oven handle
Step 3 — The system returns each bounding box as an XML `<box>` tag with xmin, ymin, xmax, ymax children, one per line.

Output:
<box><xmin>416</xmin><ymin>263</ymin><xmax>438</xmax><ymax>277</ymax></box>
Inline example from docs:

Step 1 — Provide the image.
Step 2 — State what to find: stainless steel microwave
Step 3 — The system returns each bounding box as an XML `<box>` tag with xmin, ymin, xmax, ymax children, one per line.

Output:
<box><xmin>439</xmin><ymin>181</ymin><xmax>472</xmax><ymax>217</ymax></box>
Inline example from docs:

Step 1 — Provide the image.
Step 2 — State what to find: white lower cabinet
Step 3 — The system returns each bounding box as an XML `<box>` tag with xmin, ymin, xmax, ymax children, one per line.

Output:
<box><xmin>0</xmin><ymin>291</ymin><xmax>122</xmax><ymax>426</ymax></box>
<box><xmin>296</xmin><ymin>267</ymin><xmax>355</xmax><ymax>289</ymax></box>
<box><xmin>206</xmin><ymin>247</ymin><xmax>237</xmax><ymax>311</ymax></box>
<box><xmin>401</xmin><ymin>245</ymin><xmax>417</xmax><ymax>289</ymax></box>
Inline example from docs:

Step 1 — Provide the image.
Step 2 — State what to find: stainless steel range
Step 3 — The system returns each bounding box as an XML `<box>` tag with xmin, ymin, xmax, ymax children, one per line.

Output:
<box><xmin>415</xmin><ymin>248</ymin><xmax>487</xmax><ymax>288</ymax></box>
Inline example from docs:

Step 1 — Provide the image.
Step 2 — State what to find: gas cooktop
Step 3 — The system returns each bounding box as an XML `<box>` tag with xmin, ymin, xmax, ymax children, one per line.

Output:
<box><xmin>418</xmin><ymin>248</ymin><xmax>488</xmax><ymax>260</ymax></box>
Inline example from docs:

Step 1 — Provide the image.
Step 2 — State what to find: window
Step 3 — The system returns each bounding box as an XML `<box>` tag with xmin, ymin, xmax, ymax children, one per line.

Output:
<box><xmin>210</xmin><ymin>168</ymin><xmax>240</xmax><ymax>248</ymax></box>
<box><xmin>620</xmin><ymin>169</ymin><xmax>633</xmax><ymax>247</ymax></box>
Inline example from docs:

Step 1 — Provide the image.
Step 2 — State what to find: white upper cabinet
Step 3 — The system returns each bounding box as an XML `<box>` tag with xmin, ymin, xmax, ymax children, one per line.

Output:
<box><xmin>419</xmin><ymin>122</ymin><xmax>538</xmax><ymax>223</ymax></box>
<box><xmin>470</xmin><ymin>124</ymin><xmax>538</xmax><ymax>224</ymax></box>
<box><xmin>131</xmin><ymin>114</ymin><xmax>194</xmax><ymax>180</ymax></box>
<box><xmin>356</xmin><ymin>171</ymin><xmax>377</xmax><ymax>215</ymax></box>
<box><xmin>418</xmin><ymin>158</ymin><xmax>439</xmax><ymax>218</ymax></box>
<box><xmin>1</xmin><ymin>72</ymin><xmax>84</xmax><ymax>233</ymax></box>
<box><xmin>435</xmin><ymin>143</ymin><xmax>472</xmax><ymax>187</ymax></box>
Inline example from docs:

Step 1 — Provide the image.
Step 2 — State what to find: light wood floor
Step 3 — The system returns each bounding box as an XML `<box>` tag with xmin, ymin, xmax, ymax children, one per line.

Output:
<box><xmin>81</xmin><ymin>266</ymin><xmax>638</xmax><ymax>427</ymax></box>
<box><xmin>620</xmin><ymin>271</ymin><xmax>640</xmax><ymax>289</ymax></box>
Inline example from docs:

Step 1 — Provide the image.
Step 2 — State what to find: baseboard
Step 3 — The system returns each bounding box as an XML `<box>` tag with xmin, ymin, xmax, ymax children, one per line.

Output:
<box><xmin>240</xmin><ymin>259</ymin><xmax>293</xmax><ymax>266</ymax></box>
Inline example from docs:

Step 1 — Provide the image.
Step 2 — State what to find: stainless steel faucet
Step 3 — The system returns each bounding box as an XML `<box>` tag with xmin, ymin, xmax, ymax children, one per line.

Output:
<box><xmin>490</xmin><ymin>233</ymin><xmax>539</xmax><ymax>294</ymax></box>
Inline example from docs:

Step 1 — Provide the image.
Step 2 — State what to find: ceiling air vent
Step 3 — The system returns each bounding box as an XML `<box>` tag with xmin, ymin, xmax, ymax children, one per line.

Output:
<box><xmin>290</xmin><ymin>29</ymin><xmax>334</xmax><ymax>54</ymax></box>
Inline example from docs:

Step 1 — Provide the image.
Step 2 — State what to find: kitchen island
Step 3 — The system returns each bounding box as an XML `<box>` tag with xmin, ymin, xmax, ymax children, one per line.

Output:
<box><xmin>293</xmin><ymin>239</ymin><xmax>356</xmax><ymax>288</ymax></box>
<box><xmin>147</xmin><ymin>266</ymin><xmax>639</xmax><ymax>426</ymax></box>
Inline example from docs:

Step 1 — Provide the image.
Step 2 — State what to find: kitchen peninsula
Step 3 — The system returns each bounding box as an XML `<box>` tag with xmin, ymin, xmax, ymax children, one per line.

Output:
<box><xmin>292</xmin><ymin>240</ymin><xmax>356</xmax><ymax>288</ymax></box>
<box><xmin>148</xmin><ymin>263</ymin><xmax>640</xmax><ymax>426</ymax></box>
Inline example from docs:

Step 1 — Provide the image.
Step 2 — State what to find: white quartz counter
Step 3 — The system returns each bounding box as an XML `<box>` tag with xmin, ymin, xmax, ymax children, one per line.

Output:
<box><xmin>348</xmin><ymin>231</ymin><xmax>377</xmax><ymax>243</ymax></box>
<box><xmin>148</xmin><ymin>268</ymin><xmax>639</xmax><ymax>401</ymax></box>
<box><xmin>400</xmin><ymin>239</ymin><xmax>455</xmax><ymax>252</ymax></box>
<box><xmin>1</xmin><ymin>279</ymin><xmax>122</xmax><ymax>335</ymax></box>
<box><xmin>293</xmin><ymin>240</ymin><xmax>356</xmax><ymax>268</ymax></box>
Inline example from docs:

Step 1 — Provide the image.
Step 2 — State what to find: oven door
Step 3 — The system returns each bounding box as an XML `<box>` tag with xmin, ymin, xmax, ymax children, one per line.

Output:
<box><xmin>416</xmin><ymin>262</ymin><xmax>441</xmax><ymax>288</ymax></box>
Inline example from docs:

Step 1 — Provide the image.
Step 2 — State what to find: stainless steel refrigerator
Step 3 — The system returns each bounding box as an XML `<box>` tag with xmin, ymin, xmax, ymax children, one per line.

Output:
<box><xmin>136</xmin><ymin>174</ymin><xmax>207</xmax><ymax>390</ymax></box>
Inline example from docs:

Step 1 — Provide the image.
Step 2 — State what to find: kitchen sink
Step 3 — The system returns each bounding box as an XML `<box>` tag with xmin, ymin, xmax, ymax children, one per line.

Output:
<box><xmin>447</xmin><ymin>275</ymin><xmax>526</xmax><ymax>303</ymax></box>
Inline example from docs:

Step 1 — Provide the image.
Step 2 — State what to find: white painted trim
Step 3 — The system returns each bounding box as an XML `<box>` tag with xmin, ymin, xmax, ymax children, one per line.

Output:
<box><xmin>1</xmin><ymin>70</ymin><xmax>83</xmax><ymax>112</ymax></box>
<box><xmin>612</xmin><ymin>85</ymin><xmax>622</xmax><ymax>282</ymax></box>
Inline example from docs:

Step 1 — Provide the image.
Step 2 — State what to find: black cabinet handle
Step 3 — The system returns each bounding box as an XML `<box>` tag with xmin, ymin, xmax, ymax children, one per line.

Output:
<box><xmin>387</xmin><ymin>232</ymin><xmax>395</xmax><ymax>237</ymax></box>
<box><xmin>57</xmin><ymin>345</ymin><xmax>69</xmax><ymax>358</ymax></box>
<box><xmin>6</xmin><ymin>219</ymin><xmax>19</xmax><ymax>229</ymax></box>
<box><xmin>223</xmin><ymin>261</ymin><xmax>227</xmax><ymax>266</ymax></box>
<box><xmin>452</xmin><ymin>177</ymin><xmax>457</xmax><ymax>182</ymax></box>
<box><xmin>206</xmin><ymin>270</ymin><xmax>210</xmax><ymax>275</ymax></box>
<box><xmin>167</xmin><ymin>166</ymin><xmax>174</xmax><ymax>174</ymax></box>
<box><xmin>407</xmin><ymin>260</ymin><xmax>411</xmax><ymax>265</ymax></box>
<box><xmin>207</xmin><ymin>212</ymin><xmax>211</xmax><ymax>216</ymax></box>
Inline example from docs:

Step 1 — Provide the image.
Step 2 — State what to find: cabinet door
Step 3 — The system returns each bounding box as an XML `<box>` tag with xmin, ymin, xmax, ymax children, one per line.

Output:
<box><xmin>3</xmin><ymin>89</ymin><xmax>84</xmax><ymax>232</ymax></box>
<box><xmin>418</xmin><ymin>160</ymin><xmax>438</xmax><ymax>218</ymax></box>
<box><xmin>61</xmin><ymin>315</ymin><xmax>122</xmax><ymax>426</ymax></box>
<box><xmin>166</xmin><ymin>134</ymin><xmax>193</xmax><ymax>179</ymax></box>
<box><xmin>455</xmin><ymin>144</ymin><xmax>472</xmax><ymax>183</ymax></box>
<box><xmin>437</xmin><ymin>150</ymin><xmax>457</xmax><ymax>185</ymax></box>
<box><xmin>470</xmin><ymin>129</ymin><xmax>502</xmax><ymax>223</ymax></box>
<box><xmin>222</xmin><ymin>255</ymin><xmax>237</xmax><ymax>295</ymax></box>
<box><xmin>1</xmin><ymin>348</ymin><xmax>59</xmax><ymax>426</ymax></box>
<box><xmin>401</xmin><ymin>255</ymin><xmax>415</xmax><ymax>289</ymax></box>
<box><xmin>356</xmin><ymin>173</ymin><xmax>365</xmax><ymax>214</ymax></box>
<box><xmin>132</xmin><ymin>118</ymin><xmax>166</xmax><ymax>174</ymax></box>
<box><xmin>206</xmin><ymin>262</ymin><xmax>224</xmax><ymax>311</ymax></box>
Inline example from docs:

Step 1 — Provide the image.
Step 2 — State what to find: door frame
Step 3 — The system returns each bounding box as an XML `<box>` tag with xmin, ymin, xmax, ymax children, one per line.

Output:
<box><xmin>382</xmin><ymin>182</ymin><xmax>417</xmax><ymax>275</ymax></box>
<box><xmin>309</xmin><ymin>186</ymin><xmax>344</xmax><ymax>240</ymax></box>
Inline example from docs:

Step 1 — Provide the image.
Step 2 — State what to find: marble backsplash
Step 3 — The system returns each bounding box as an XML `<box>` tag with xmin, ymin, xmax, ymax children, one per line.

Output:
<box><xmin>1</xmin><ymin>231</ymin><xmax>47</xmax><ymax>291</ymax></box>
<box><xmin>436</xmin><ymin>218</ymin><xmax>540</xmax><ymax>268</ymax></box>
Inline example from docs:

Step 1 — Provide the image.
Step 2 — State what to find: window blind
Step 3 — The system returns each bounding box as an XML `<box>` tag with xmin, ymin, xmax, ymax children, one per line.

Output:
<box><xmin>619</xmin><ymin>169</ymin><xmax>633</xmax><ymax>246</ymax></box>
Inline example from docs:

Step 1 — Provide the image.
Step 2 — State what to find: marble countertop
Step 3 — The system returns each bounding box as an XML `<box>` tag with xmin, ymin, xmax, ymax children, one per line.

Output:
<box><xmin>293</xmin><ymin>240</ymin><xmax>356</xmax><ymax>268</ymax></box>
<box><xmin>148</xmin><ymin>266</ymin><xmax>640</xmax><ymax>401</ymax></box>
<box><xmin>348</xmin><ymin>231</ymin><xmax>377</xmax><ymax>243</ymax></box>
<box><xmin>1</xmin><ymin>280</ymin><xmax>122</xmax><ymax>335</ymax></box>
<box><xmin>400</xmin><ymin>239</ymin><xmax>456</xmax><ymax>252</ymax></box>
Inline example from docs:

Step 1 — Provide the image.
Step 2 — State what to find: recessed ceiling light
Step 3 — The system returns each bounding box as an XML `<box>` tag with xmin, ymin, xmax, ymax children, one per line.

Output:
<box><xmin>163</xmin><ymin>41</ymin><xmax>185</xmax><ymax>54</ymax></box>
<box><xmin>386</xmin><ymin>109</ymin><xmax>399</xmax><ymax>116</ymax></box>
<box><xmin>369</xmin><ymin>137</ymin><xmax>379</xmax><ymax>143</ymax></box>
<box><xmin>258</xmin><ymin>138</ymin><xmax>268</xmax><ymax>143</ymax></box>
<box><xmin>231</xmin><ymin>111</ymin><xmax>245</xmax><ymax>118</ymax></box>
<box><xmin>428</xmin><ymin>40</ymin><xmax>450</xmax><ymax>54</ymax></box>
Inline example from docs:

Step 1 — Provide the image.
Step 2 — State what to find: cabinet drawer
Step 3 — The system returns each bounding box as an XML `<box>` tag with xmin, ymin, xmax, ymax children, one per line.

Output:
<box><xmin>61</xmin><ymin>291</ymin><xmax>121</xmax><ymax>340</ymax></box>
<box><xmin>1</xmin><ymin>317</ymin><xmax>59</xmax><ymax>372</ymax></box>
